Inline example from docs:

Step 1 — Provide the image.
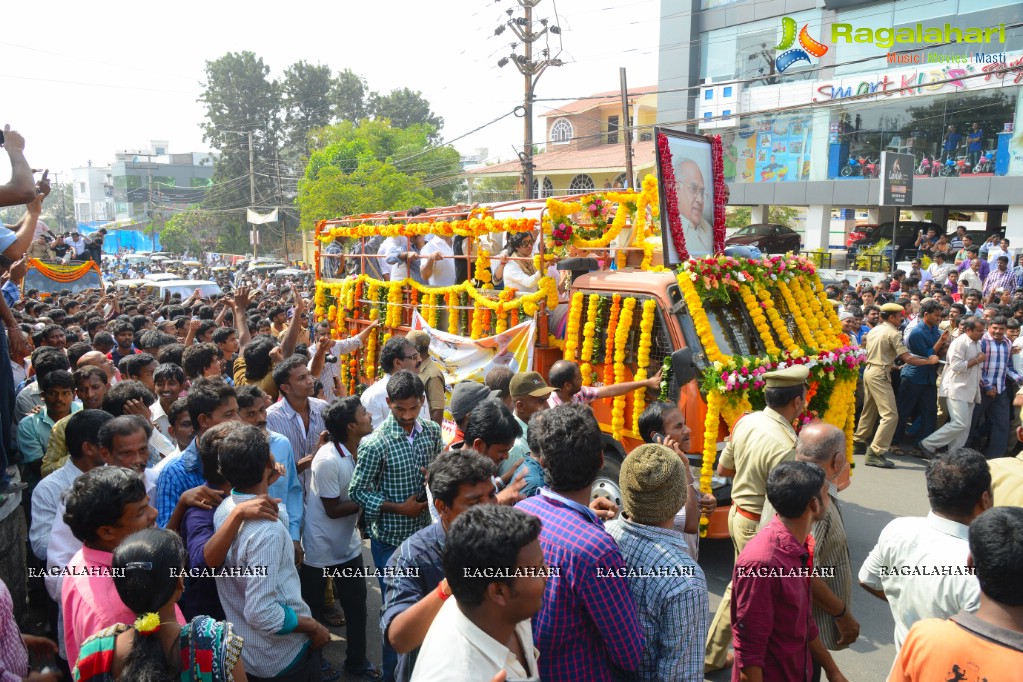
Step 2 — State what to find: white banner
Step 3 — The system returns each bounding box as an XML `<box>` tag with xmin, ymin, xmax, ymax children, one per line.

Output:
<box><xmin>247</xmin><ymin>208</ymin><xmax>278</xmax><ymax>225</ymax></box>
<box><xmin>410</xmin><ymin>311</ymin><xmax>535</xmax><ymax>385</ymax></box>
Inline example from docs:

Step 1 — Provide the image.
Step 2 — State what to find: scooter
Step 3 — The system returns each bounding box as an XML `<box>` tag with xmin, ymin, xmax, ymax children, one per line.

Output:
<box><xmin>973</xmin><ymin>150</ymin><xmax>996</xmax><ymax>173</ymax></box>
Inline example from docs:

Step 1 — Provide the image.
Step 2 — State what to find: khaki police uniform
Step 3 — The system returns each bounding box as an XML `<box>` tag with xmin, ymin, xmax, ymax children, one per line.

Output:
<box><xmin>704</xmin><ymin>367</ymin><xmax>802</xmax><ymax>671</ymax></box>
<box><xmin>853</xmin><ymin>318</ymin><xmax>909</xmax><ymax>457</ymax></box>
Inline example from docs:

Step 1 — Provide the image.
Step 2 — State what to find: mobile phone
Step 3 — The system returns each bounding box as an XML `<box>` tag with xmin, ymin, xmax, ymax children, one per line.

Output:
<box><xmin>651</xmin><ymin>432</ymin><xmax>664</xmax><ymax>444</ymax></box>
<box><xmin>415</xmin><ymin>490</ymin><xmax>428</xmax><ymax>503</ymax></box>
<box><xmin>0</xmin><ymin>130</ymin><xmax>4</xmax><ymax>146</ymax></box>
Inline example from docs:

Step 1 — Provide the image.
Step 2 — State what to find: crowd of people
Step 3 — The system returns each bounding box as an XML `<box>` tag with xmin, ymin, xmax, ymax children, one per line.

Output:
<box><xmin>0</xmin><ymin>124</ymin><xmax>1022</xmax><ymax>682</ymax></box>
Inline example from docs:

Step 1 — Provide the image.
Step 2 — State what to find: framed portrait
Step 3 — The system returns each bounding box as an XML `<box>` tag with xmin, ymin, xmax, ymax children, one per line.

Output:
<box><xmin>655</xmin><ymin>128</ymin><xmax>716</xmax><ymax>265</ymax></box>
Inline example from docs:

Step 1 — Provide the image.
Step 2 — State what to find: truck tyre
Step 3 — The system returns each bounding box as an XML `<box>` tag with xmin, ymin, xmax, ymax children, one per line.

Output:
<box><xmin>592</xmin><ymin>436</ymin><xmax>626</xmax><ymax>509</ymax></box>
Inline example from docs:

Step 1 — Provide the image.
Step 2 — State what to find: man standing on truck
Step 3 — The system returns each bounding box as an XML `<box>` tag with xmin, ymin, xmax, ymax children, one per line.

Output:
<box><xmin>547</xmin><ymin>359</ymin><xmax>661</xmax><ymax>408</ymax></box>
<box><xmin>704</xmin><ymin>364</ymin><xmax>808</xmax><ymax>673</ymax></box>
<box><xmin>853</xmin><ymin>302</ymin><xmax>939</xmax><ymax>469</ymax></box>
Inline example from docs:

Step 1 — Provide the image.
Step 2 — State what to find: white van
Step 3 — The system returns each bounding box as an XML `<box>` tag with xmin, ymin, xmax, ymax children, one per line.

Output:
<box><xmin>143</xmin><ymin>279</ymin><xmax>223</xmax><ymax>300</ymax></box>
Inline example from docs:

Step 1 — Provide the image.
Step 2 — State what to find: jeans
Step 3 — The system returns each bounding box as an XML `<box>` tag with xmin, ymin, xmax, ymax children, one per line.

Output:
<box><xmin>300</xmin><ymin>556</ymin><xmax>369</xmax><ymax>671</ymax></box>
<box><xmin>894</xmin><ymin>381</ymin><xmax>936</xmax><ymax>445</ymax></box>
<box><xmin>970</xmin><ymin>149</ymin><xmax>981</xmax><ymax>167</ymax></box>
<box><xmin>371</xmin><ymin>539</ymin><xmax>399</xmax><ymax>682</ymax></box>
<box><xmin>970</xmin><ymin>388</ymin><xmax>1011</xmax><ymax>458</ymax></box>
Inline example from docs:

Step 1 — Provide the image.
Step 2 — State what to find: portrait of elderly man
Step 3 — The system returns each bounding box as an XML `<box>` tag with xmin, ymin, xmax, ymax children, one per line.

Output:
<box><xmin>672</xmin><ymin>157</ymin><xmax>714</xmax><ymax>258</ymax></box>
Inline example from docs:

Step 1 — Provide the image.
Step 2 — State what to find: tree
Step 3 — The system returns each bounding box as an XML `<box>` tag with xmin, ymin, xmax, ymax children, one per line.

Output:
<box><xmin>333</xmin><ymin>69</ymin><xmax>368</xmax><ymax>124</ymax></box>
<box><xmin>281</xmin><ymin>61</ymin><xmax>336</xmax><ymax>165</ymax></box>
<box><xmin>40</xmin><ymin>182</ymin><xmax>75</xmax><ymax>234</ymax></box>
<box><xmin>297</xmin><ymin>119</ymin><xmax>460</xmax><ymax>230</ymax></box>
<box><xmin>198</xmin><ymin>52</ymin><xmax>281</xmax><ymax>214</ymax></box>
<box><xmin>369</xmin><ymin>88</ymin><xmax>444</xmax><ymax>136</ymax></box>
<box><xmin>160</xmin><ymin>207</ymin><xmax>247</xmax><ymax>255</ymax></box>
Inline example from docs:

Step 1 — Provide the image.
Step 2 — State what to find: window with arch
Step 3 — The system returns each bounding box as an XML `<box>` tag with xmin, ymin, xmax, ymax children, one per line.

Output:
<box><xmin>531</xmin><ymin>179</ymin><xmax>539</xmax><ymax>199</ymax></box>
<box><xmin>569</xmin><ymin>174</ymin><xmax>595</xmax><ymax>193</ymax></box>
<box><xmin>550</xmin><ymin>118</ymin><xmax>573</xmax><ymax>144</ymax></box>
<box><xmin>542</xmin><ymin>177</ymin><xmax>554</xmax><ymax>197</ymax></box>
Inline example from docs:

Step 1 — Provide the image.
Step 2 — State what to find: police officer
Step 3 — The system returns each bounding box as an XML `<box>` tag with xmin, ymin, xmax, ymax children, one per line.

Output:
<box><xmin>853</xmin><ymin>302</ymin><xmax>939</xmax><ymax>468</ymax></box>
<box><xmin>704</xmin><ymin>364</ymin><xmax>809</xmax><ymax>672</ymax></box>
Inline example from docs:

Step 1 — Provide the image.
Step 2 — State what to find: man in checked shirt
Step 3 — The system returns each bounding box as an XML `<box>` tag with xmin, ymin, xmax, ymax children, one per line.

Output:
<box><xmin>350</xmin><ymin>370</ymin><xmax>444</xmax><ymax>682</ymax></box>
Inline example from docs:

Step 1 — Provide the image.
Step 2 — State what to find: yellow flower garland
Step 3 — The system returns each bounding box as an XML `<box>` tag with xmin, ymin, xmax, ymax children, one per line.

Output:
<box><xmin>318</xmin><ymin>216</ymin><xmax>537</xmax><ymax>243</ymax></box>
<box><xmin>701</xmin><ymin>391</ymin><xmax>722</xmax><ymax>537</ymax></box>
<box><xmin>775</xmin><ymin>280</ymin><xmax>815</xmax><ymax>351</ymax></box>
<box><xmin>364</xmin><ymin>308</ymin><xmax>380</xmax><ymax>379</ymax></box>
<box><xmin>739</xmin><ymin>285</ymin><xmax>780</xmax><ymax>356</ymax></box>
<box><xmin>447</xmin><ymin>293</ymin><xmax>460</xmax><ymax>335</ymax></box>
<box><xmin>611</xmin><ymin>298</ymin><xmax>637</xmax><ymax>441</ymax></box>
<box><xmin>756</xmin><ymin>287</ymin><xmax>797</xmax><ymax>350</ymax></box>
<box><xmin>474</xmin><ymin>250</ymin><xmax>493</xmax><ymax>287</ymax></box>
<box><xmin>676</xmin><ymin>273</ymin><xmax>729</xmax><ymax>364</ymax></box>
<box><xmin>631</xmin><ymin>299</ymin><xmax>657</xmax><ymax>429</ymax></box>
<box><xmin>579</xmin><ymin>294</ymin><xmax>600</xmax><ymax>386</ymax></box>
<box><xmin>563</xmin><ymin>292</ymin><xmax>584</xmax><ymax>362</ymax></box>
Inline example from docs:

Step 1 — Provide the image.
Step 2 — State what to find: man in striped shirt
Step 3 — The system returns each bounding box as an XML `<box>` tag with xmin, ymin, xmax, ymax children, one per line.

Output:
<box><xmin>970</xmin><ymin>316</ymin><xmax>1022</xmax><ymax>458</ymax></box>
<box><xmin>982</xmin><ymin>255</ymin><xmax>1016</xmax><ymax>302</ymax></box>
<box><xmin>215</xmin><ymin>424</ymin><xmax>330</xmax><ymax>681</ymax></box>
<box><xmin>759</xmin><ymin>423</ymin><xmax>860</xmax><ymax>675</ymax></box>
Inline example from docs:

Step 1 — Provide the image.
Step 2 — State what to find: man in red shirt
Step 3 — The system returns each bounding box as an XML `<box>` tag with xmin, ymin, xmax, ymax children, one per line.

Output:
<box><xmin>731</xmin><ymin>461</ymin><xmax>848</xmax><ymax>682</ymax></box>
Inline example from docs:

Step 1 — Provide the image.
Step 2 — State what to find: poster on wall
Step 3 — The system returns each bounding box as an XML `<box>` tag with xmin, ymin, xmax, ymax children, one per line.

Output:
<box><xmin>727</xmin><ymin>114</ymin><xmax>811</xmax><ymax>183</ymax></box>
<box><xmin>654</xmin><ymin>128</ymin><xmax>717</xmax><ymax>265</ymax></box>
<box><xmin>880</xmin><ymin>152</ymin><xmax>914</xmax><ymax>206</ymax></box>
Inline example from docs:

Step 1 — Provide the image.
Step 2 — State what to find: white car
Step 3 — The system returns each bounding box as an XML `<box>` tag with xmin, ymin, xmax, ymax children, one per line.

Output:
<box><xmin>143</xmin><ymin>279</ymin><xmax>224</xmax><ymax>300</ymax></box>
<box><xmin>144</xmin><ymin>272</ymin><xmax>180</xmax><ymax>282</ymax></box>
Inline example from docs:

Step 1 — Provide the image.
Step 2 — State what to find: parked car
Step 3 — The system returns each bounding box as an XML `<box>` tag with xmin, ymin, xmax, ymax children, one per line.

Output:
<box><xmin>724</xmin><ymin>223</ymin><xmax>801</xmax><ymax>254</ymax></box>
<box><xmin>846</xmin><ymin>224</ymin><xmax>878</xmax><ymax>249</ymax></box>
<box><xmin>143</xmin><ymin>279</ymin><xmax>223</xmax><ymax>300</ymax></box>
<box><xmin>848</xmin><ymin>221</ymin><xmax>943</xmax><ymax>263</ymax></box>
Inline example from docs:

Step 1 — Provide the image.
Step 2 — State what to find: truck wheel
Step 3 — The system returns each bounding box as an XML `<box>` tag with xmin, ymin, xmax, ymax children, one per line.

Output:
<box><xmin>592</xmin><ymin>436</ymin><xmax>625</xmax><ymax>509</ymax></box>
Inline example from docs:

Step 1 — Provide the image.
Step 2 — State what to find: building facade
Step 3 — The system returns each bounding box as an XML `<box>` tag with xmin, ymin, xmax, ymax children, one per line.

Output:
<box><xmin>658</xmin><ymin>0</ymin><xmax>1023</xmax><ymax>250</ymax></box>
<box><xmin>466</xmin><ymin>86</ymin><xmax>659</xmax><ymax>199</ymax></box>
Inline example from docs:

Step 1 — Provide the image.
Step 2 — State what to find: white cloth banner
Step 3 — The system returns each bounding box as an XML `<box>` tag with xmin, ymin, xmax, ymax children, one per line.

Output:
<box><xmin>410</xmin><ymin>311</ymin><xmax>535</xmax><ymax>385</ymax></box>
<box><xmin>247</xmin><ymin>208</ymin><xmax>278</xmax><ymax>224</ymax></box>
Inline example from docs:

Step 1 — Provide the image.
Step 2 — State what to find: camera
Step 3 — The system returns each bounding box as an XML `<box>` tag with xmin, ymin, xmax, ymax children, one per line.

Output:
<box><xmin>325</xmin><ymin>353</ymin><xmax>338</xmax><ymax>364</ymax></box>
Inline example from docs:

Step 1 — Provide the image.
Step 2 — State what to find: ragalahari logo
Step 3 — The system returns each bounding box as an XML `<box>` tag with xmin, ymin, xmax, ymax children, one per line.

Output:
<box><xmin>775</xmin><ymin>17</ymin><xmax>829</xmax><ymax>73</ymax></box>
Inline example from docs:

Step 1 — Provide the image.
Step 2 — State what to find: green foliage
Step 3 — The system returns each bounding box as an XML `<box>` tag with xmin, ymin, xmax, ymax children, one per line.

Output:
<box><xmin>297</xmin><ymin>119</ymin><xmax>460</xmax><ymax>230</ymax></box>
<box><xmin>368</xmin><ymin>88</ymin><xmax>444</xmax><ymax>137</ymax></box>
<box><xmin>725</xmin><ymin>205</ymin><xmax>801</xmax><ymax>230</ymax></box>
<box><xmin>161</xmin><ymin>207</ymin><xmax>246</xmax><ymax>254</ymax></box>
<box><xmin>333</xmin><ymin>69</ymin><xmax>368</xmax><ymax>123</ymax></box>
<box><xmin>855</xmin><ymin>238</ymin><xmax>892</xmax><ymax>271</ymax></box>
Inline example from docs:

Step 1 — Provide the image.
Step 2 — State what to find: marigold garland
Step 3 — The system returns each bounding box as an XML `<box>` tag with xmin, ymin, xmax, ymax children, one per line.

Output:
<box><xmin>28</xmin><ymin>258</ymin><xmax>100</xmax><ymax>283</ymax></box>
<box><xmin>603</xmin><ymin>294</ymin><xmax>622</xmax><ymax>387</ymax></box>
<box><xmin>631</xmin><ymin>299</ymin><xmax>657</xmax><ymax>430</ymax></box>
<box><xmin>700</xmin><ymin>391</ymin><xmax>722</xmax><ymax>537</ymax></box>
<box><xmin>564</xmin><ymin>292</ymin><xmax>585</xmax><ymax>362</ymax></box>
<box><xmin>318</xmin><ymin>216</ymin><xmax>538</xmax><ymax>244</ymax></box>
<box><xmin>676</xmin><ymin>272</ymin><xmax>729</xmax><ymax>364</ymax></box>
<box><xmin>739</xmin><ymin>285</ymin><xmax>780</xmax><ymax>356</ymax></box>
<box><xmin>611</xmin><ymin>298</ymin><xmax>637</xmax><ymax>441</ymax></box>
<box><xmin>364</xmin><ymin>308</ymin><xmax>380</xmax><ymax>379</ymax></box>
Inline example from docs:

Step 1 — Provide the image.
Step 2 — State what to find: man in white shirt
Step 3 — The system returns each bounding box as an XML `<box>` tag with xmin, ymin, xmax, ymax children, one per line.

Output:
<box><xmin>419</xmin><ymin>234</ymin><xmax>455</xmax><ymax>287</ymax></box>
<box><xmin>927</xmin><ymin>252</ymin><xmax>954</xmax><ymax>286</ymax></box>
<box><xmin>67</xmin><ymin>232</ymin><xmax>87</xmax><ymax>258</ymax></box>
<box><xmin>412</xmin><ymin>504</ymin><xmax>543</xmax><ymax>681</ymax></box>
<box><xmin>299</xmin><ymin>395</ymin><xmax>381</xmax><ymax>680</ymax></box>
<box><xmin>361</xmin><ymin>336</ymin><xmax>427</xmax><ymax>428</ymax></box>
<box><xmin>920</xmin><ymin>318</ymin><xmax>986</xmax><ymax>456</ymax></box>
<box><xmin>958</xmin><ymin>258</ymin><xmax>984</xmax><ymax>292</ymax></box>
<box><xmin>858</xmin><ymin>448</ymin><xmax>988</xmax><ymax>652</ymax></box>
<box><xmin>986</xmin><ymin>237</ymin><xmax>1012</xmax><ymax>265</ymax></box>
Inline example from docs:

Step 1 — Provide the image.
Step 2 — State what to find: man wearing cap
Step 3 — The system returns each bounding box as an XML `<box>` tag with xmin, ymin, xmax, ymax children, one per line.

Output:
<box><xmin>407</xmin><ymin>331</ymin><xmax>444</xmax><ymax>426</ymax></box>
<box><xmin>447</xmin><ymin>381</ymin><xmax>500</xmax><ymax>447</ymax></box>
<box><xmin>607</xmin><ymin>443</ymin><xmax>708</xmax><ymax>681</ymax></box>
<box><xmin>852</xmin><ymin>302</ymin><xmax>939</xmax><ymax>469</ymax></box>
<box><xmin>501</xmin><ymin>371</ymin><xmax>554</xmax><ymax>477</ymax></box>
<box><xmin>547</xmin><ymin>359</ymin><xmax>661</xmax><ymax>408</ymax></box>
<box><xmin>705</xmin><ymin>364</ymin><xmax>809</xmax><ymax>672</ymax></box>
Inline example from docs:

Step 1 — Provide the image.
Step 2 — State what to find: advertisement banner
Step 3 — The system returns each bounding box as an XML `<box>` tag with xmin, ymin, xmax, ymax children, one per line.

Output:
<box><xmin>880</xmin><ymin>152</ymin><xmax>915</xmax><ymax>206</ymax></box>
<box><xmin>728</xmin><ymin>114</ymin><xmax>811</xmax><ymax>183</ymax></box>
<box><xmin>409</xmin><ymin>311</ymin><xmax>536</xmax><ymax>385</ymax></box>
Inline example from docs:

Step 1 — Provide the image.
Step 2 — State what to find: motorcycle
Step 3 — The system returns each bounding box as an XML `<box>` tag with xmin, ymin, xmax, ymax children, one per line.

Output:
<box><xmin>938</xmin><ymin>156</ymin><xmax>958</xmax><ymax>177</ymax></box>
<box><xmin>973</xmin><ymin>150</ymin><xmax>996</xmax><ymax>173</ymax></box>
<box><xmin>916</xmin><ymin>154</ymin><xmax>933</xmax><ymax>175</ymax></box>
<box><xmin>863</xmin><ymin>157</ymin><xmax>879</xmax><ymax>178</ymax></box>
<box><xmin>955</xmin><ymin>156</ymin><xmax>972</xmax><ymax>175</ymax></box>
<box><xmin>840</xmin><ymin>154</ymin><xmax>869</xmax><ymax>177</ymax></box>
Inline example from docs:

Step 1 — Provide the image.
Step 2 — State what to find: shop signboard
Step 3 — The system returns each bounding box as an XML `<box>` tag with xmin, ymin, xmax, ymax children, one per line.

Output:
<box><xmin>880</xmin><ymin>152</ymin><xmax>914</xmax><ymax>206</ymax></box>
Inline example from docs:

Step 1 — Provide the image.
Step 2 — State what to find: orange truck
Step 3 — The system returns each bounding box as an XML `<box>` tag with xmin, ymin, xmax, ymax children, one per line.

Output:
<box><xmin>313</xmin><ymin>188</ymin><xmax>858</xmax><ymax>539</ymax></box>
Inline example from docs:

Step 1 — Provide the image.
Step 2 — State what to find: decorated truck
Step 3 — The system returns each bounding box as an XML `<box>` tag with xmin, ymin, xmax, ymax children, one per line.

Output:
<box><xmin>24</xmin><ymin>259</ymin><xmax>103</xmax><ymax>297</ymax></box>
<box><xmin>312</xmin><ymin>128</ymin><xmax>861</xmax><ymax>538</ymax></box>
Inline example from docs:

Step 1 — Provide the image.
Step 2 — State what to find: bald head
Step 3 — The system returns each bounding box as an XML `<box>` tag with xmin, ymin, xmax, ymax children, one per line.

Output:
<box><xmin>675</xmin><ymin>159</ymin><xmax>706</xmax><ymax>226</ymax></box>
<box><xmin>795</xmin><ymin>422</ymin><xmax>846</xmax><ymax>479</ymax></box>
<box><xmin>548</xmin><ymin>359</ymin><xmax>581</xmax><ymax>395</ymax></box>
<box><xmin>78</xmin><ymin>351</ymin><xmax>116</xmax><ymax>382</ymax></box>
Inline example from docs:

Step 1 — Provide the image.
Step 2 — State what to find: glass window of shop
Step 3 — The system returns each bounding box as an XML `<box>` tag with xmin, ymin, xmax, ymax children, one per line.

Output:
<box><xmin>826</xmin><ymin>85</ymin><xmax>1019</xmax><ymax>179</ymax></box>
<box><xmin>699</xmin><ymin>10</ymin><xmax>822</xmax><ymax>85</ymax></box>
<box><xmin>722</xmin><ymin>113</ymin><xmax>813</xmax><ymax>183</ymax></box>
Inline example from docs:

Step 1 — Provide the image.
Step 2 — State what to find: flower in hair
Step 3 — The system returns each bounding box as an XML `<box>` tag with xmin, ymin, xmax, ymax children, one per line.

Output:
<box><xmin>134</xmin><ymin>612</ymin><xmax>161</xmax><ymax>636</ymax></box>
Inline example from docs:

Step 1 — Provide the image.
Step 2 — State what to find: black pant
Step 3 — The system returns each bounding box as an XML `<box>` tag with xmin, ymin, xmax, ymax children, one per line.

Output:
<box><xmin>300</xmin><ymin>555</ymin><xmax>369</xmax><ymax>671</ymax></box>
<box><xmin>247</xmin><ymin>649</ymin><xmax>322</xmax><ymax>682</ymax></box>
<box><xmin>970</xmin><ymin>388</ymin><xmax>1011</xmax><ymax>458</ymax></box>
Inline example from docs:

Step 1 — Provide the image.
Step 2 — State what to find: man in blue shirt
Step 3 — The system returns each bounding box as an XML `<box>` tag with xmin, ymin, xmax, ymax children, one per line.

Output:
<box><xmin>942</xmin><ymin>124</ymin><xmax>962</xmax><ymax>163</ymax></box>
<box><xmin>894</xmin><ymin>299</ymin><xmax>949</xmax><ymax>452</ymax></box>
<box><xmin>967</xmin><ymin>122</ymin><xmax>984</xmax><ymax>167</ymax></box>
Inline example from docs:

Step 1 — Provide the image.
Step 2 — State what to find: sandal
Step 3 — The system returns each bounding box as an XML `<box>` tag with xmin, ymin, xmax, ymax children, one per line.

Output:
<box><xmin>345</xmin><ymin>662</ymin><xmax>383</xmax><ymax>681</ymax></box>
<box><xmin>323</xmin><ymin>607</ymin><xmax>346</xmax><ymax>627</ymax></box>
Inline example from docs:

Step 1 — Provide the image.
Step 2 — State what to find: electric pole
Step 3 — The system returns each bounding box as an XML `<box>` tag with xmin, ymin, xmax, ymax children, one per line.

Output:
<box><xmin>496</xmin><ymin>0</ymin><xmax>563</xmax><ymax>200</ymax></box>
<box><xmin>275</xmin><ymin>146</ymin><xmax>288</xmax><ymax>264</ymax></box>
<box><xmin>619</xmin><ymin>67</ymin><xmax>634</xmax><ymax>190</ymax></box>
<box><xmin>248</xmin><ymin>130</ymin><xmax>257</xmax><ymax>258</ymax></box>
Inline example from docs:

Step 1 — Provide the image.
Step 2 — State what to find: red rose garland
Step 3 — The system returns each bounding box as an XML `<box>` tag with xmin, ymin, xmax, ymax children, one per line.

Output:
<box><xmin>657</xmin><ymin>133</ymin><xmax>689</xmax><ymax>261</ymax></box>
<box><xmin>710</xmin><ymin>134</ymin><xmax>727</xmax><ymax>253</ymax></box>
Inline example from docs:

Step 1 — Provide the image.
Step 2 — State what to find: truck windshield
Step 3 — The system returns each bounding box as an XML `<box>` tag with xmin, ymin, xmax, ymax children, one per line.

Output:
<box><xmin>670</xmin><ymin>283</ymin><xmax>765</xmax><ymax>367</ymax></box>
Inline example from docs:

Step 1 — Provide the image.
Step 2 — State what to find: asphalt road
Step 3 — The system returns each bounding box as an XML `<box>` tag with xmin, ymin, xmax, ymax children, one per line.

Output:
<box><xmin>319</xmin><ymin>451</ymin><xmax>933</xmax><ymax>682</ymax></box>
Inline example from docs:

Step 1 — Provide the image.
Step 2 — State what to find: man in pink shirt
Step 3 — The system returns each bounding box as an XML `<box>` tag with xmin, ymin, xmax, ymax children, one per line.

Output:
<box><xmin>547</xmin><ymin>360</ymin><xmax>661</xmax><ymax>408</ymax></box>
<box><xmin>60</xmin><ymin>465</ymin><xmax>184</xmax><ymax>667</ymax></box>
